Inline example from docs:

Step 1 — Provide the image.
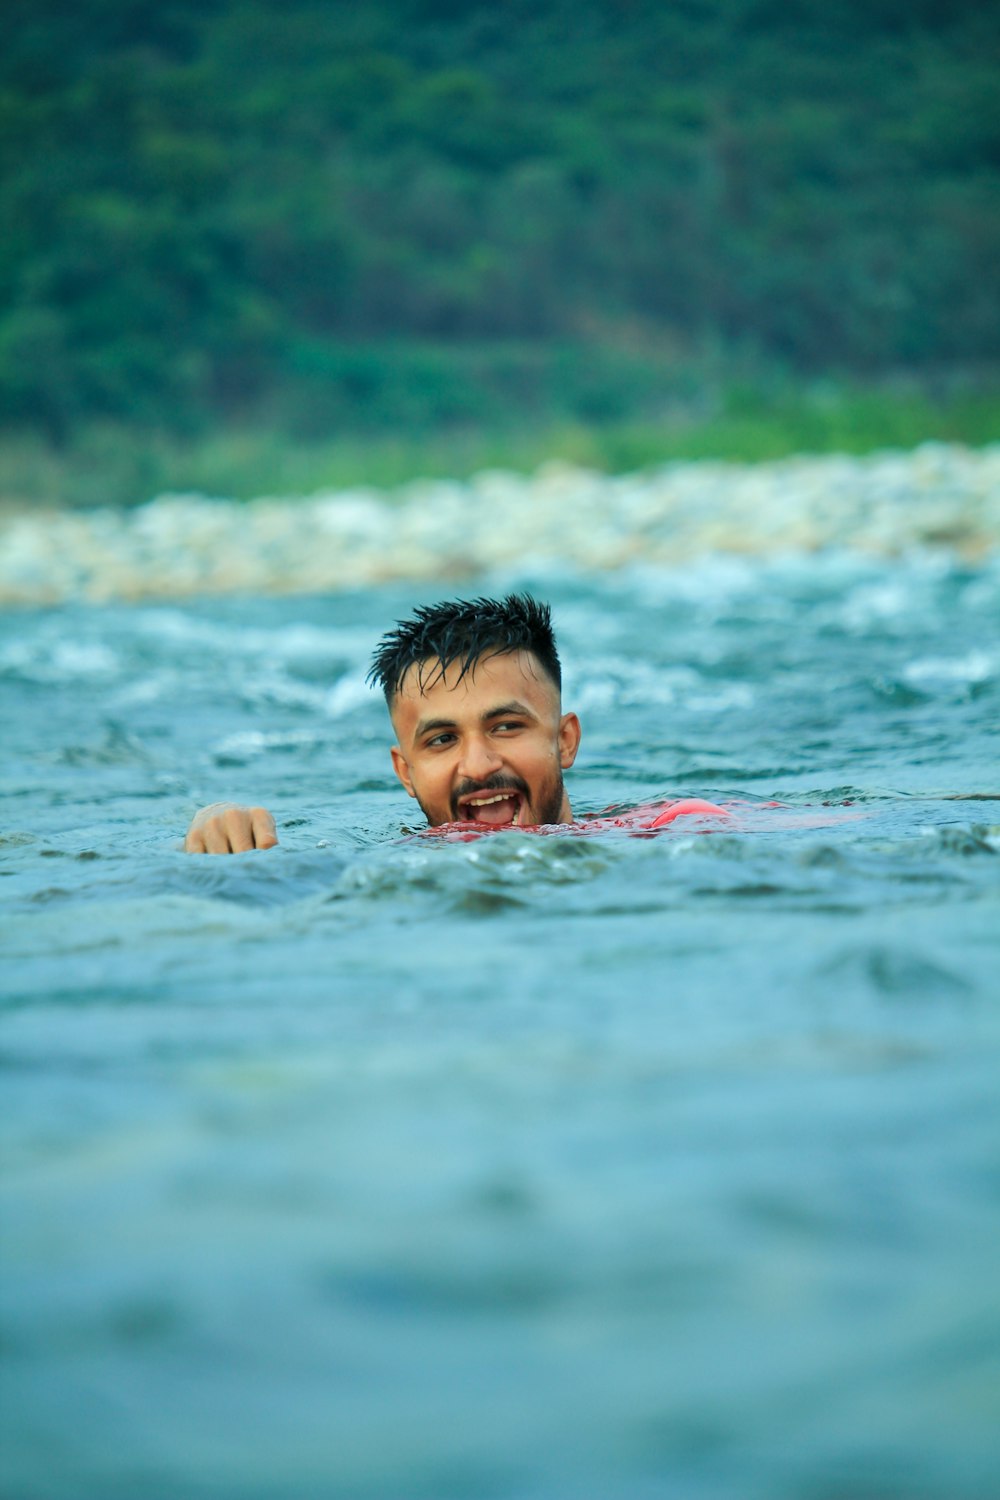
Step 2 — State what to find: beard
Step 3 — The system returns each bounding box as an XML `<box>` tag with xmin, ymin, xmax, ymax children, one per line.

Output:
<box><xmin>527</xmin><ymin>768</ymin><xmax>568</xmax><ymax>826</ymax></box>
<box><xmin>415</xmin><ymin>769</ymin><xmax>568</xmax><ymax>828</ymax></box>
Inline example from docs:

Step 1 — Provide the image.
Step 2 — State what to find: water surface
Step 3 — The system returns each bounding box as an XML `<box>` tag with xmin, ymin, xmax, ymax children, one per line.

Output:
<box><xmin>2</xmin><ymin>554</ymin><xmax>999</xmax><ymax>1499</ymax></box>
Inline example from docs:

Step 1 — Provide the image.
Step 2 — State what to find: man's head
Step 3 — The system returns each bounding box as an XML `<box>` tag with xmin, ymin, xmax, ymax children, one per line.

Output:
<box><xmin>367</xmin><ymin>594</ymin><xmax>581</xmax><ymax>828</ymax></box>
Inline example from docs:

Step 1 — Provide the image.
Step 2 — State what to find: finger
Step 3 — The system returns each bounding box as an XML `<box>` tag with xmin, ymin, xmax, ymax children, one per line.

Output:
<box><xmin>224</xmin><ymin>810</ymin><xmax>256</xmax><ymax>853</ymax></box>
<box><xmin>203</xmin><ymin>818</ymin><xmax>234</xmax><ymax>854</ymax></box>
<box><xmin>250</xmin><ymin>808</ymin><xmax>278</xmax><ymax>850</ymax></box>
<box><xmin>184</xmin><ymin>829</ymin><xmax>207</xmax><ymax>853</ymax></box>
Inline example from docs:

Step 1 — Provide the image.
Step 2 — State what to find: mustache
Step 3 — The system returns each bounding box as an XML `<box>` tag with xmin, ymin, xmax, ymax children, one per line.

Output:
<box><xmin>451</xmin><ymin>773</ymin><xmax>528</xmax><ymax>819</ymax></box>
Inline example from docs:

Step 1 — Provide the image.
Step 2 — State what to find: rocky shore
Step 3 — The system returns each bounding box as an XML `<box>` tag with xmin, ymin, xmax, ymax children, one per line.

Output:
<box><xmin>1</xmin><ymin>442</ymin><xmax>997</xmax><ymax>606</ymax></box>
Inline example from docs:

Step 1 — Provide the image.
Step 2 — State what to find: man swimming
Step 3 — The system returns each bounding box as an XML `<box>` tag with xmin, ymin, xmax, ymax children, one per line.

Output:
<box><xmin>183</xmin><ymin>593</ymin><xmax>723</xmax><ymax>853</ymax></box>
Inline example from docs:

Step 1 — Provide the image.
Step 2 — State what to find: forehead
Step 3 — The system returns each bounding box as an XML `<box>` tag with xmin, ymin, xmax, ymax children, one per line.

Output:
<box><xmin>391</xmin><ymin>649</ymin><xmax>556</xmax><ymax>723</ymax></box>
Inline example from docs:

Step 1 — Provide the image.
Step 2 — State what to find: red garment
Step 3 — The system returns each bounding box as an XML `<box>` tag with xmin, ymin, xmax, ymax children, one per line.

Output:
<box><xmin>584</xmin><ymin>797</ymin><xmax>733</xmax><ymax>831</ymax></box>
<box><xmin>420</xmin><ymin>797</ymin><xmax>736</xmax><ymax>841</ymax></box>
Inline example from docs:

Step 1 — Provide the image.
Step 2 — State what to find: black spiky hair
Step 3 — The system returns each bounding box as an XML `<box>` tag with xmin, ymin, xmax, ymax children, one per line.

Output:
<box><xmin>366</xmin><ymin>593</ymin><xmax>561</xmax><ymax>704</ymax></box>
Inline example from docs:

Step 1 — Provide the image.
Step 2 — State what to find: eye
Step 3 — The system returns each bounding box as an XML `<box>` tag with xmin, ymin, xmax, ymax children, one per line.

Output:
<box><xmin>494</xmin><ymin>720</ymin><xmax>526</xmax><ymax>733</ymax></box>
<box><xmin>426</xmin><ymin>731</ymin><xmax>456</xmax><ymax>747</ymax></box>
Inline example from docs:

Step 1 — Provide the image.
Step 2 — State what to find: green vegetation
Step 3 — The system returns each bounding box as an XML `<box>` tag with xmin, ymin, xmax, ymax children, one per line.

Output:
<box><xmin>2</xmin><ymin>374</ymin><xmax>996</xmax><ymax>509</ymax></box>
<box><xmin>2</xmin><ymin>0</ymin><xmax>998</xmax><ymax>503</ymax></box>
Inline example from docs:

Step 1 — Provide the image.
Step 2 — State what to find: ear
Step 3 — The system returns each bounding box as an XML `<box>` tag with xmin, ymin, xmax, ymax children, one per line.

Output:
<box><xmin>390</xmin><ymin>744</ymin><xmax>417</xmax><ymax>798</ymax></box>
<box><xmin>558</xmin><ymin>712</ymin><xmax>581</xmax><ymax>769</ymax></box>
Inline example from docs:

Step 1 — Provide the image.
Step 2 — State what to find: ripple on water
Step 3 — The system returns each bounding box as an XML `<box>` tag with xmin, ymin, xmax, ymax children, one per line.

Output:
<box><xmin>815</xmin><ymin>944</ymin><xmax>975</xmax><ymax>1001</ymax></box>
<box><xmin>327</xmin><ymin>835</ymin><xmax>617</xmax><ymax>913</ymax></box>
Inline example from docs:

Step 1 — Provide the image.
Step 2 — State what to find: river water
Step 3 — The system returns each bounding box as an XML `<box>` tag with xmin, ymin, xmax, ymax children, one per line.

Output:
<box><xmin>2</xmin><ymin>526</ymin><xmax>999</xmax><ymax>1496</ymax></box>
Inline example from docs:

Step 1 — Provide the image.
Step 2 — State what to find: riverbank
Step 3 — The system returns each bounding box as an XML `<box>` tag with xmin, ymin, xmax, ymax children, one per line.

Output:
<box><xmin>1</xmin><ymin>442</ymin><xmax>996</xmax><ymax>606</ymax></box>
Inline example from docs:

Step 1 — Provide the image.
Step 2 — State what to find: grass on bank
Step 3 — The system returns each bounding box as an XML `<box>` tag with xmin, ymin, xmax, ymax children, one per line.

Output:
<box><xmin>1</xmin><ymin>378</ymin><xmax>997</xmax><ymax>510</ymax></box>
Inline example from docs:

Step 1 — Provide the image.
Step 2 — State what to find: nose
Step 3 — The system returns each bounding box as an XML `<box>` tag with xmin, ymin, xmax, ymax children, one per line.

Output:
<box><xmin>458</xmin><ymin>733</ymin><xmax>502</xmax><ymax>782</ymax></box>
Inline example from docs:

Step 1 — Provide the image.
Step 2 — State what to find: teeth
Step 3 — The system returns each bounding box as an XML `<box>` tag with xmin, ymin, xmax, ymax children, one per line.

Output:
<box><xmin>461</xmin><ymin>791</ymin><xmax>522</xmax><ymax>824</ymax></box>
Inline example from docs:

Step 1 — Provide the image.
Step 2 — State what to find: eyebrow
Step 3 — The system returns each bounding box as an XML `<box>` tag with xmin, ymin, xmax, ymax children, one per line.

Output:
<box><xmin>413</xmin><ymin>700</ymin><xmax>537</xmax><ymax>740</ymax></box>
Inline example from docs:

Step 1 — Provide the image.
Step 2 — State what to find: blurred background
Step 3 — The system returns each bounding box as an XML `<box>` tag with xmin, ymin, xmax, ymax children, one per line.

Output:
<box><xmin>4</xmin><ymin>10</ymin><xmax>1000</xmax><ymax>1498</ymax></box>
<box><xmin>2</xmin><ymin>0</ymin><xmax>998</xmax><ymax>508</ymax></box>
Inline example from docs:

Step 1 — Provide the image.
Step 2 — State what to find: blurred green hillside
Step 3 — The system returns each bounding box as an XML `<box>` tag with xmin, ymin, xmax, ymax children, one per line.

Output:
<box><xmin>2</xmin><ymin>0</ymin><xmax>998</xmax><ymax>502</ymax></box>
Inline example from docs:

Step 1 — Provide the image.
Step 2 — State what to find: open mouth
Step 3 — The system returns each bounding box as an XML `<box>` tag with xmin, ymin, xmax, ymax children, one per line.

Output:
<box><xmin>457</xmin><ymin>790</ymin><xmax>525</xmax><ymax>827</ymax></box>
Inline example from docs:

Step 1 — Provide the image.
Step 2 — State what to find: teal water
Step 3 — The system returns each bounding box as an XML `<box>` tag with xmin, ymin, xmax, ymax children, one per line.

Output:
<box><xmin>2</xmin><ymin>554</ymin><xmax>999</xmax><ymax>1499</ymax></box>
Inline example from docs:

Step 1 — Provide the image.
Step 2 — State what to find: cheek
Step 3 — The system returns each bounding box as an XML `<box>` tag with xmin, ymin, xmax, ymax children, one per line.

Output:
<box><xmin>529</xmin><ymin>744</ymin><xmax>560</xmax><ymax>776</ymax></box>
<box><xmin>419</xmin><ymin>763</ymin><xmax>450</xmax><ymax>801</ymax></box>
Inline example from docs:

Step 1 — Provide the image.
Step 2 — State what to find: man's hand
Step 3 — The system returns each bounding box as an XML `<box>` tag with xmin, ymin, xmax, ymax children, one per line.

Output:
<box><xmin>184</xmin><ymin>803</ymin><xmax>279</xmax><ymax>854</ymax></box>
